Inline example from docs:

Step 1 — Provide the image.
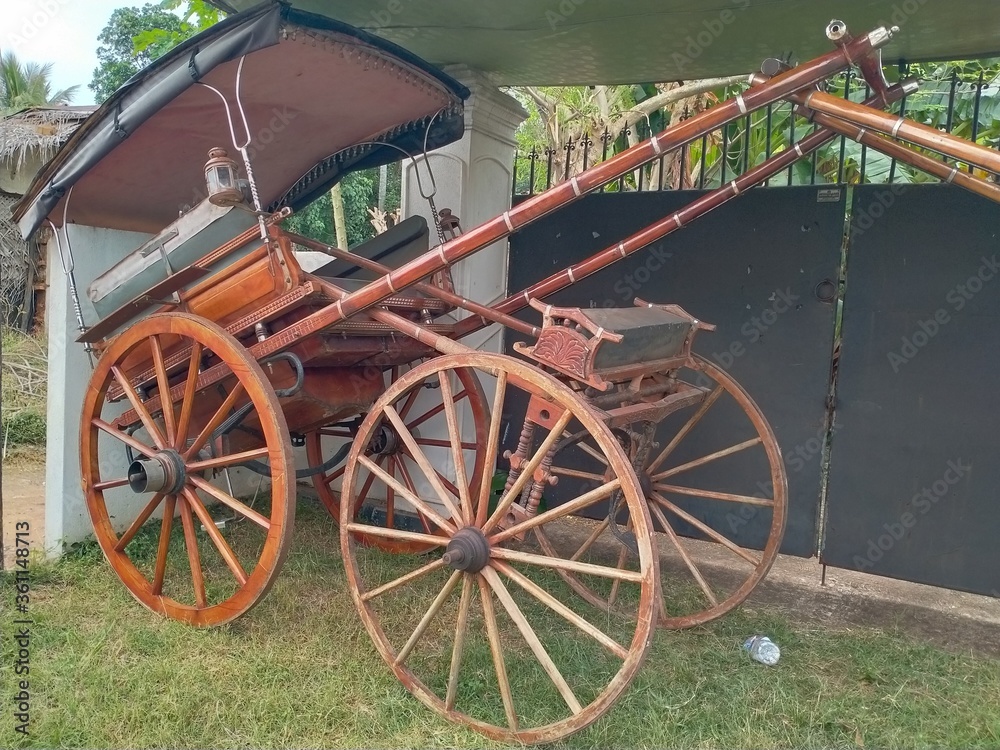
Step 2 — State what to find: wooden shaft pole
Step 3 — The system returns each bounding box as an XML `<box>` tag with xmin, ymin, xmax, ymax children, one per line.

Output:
<box><xmin>450</xmin><ymin>84</ymin><xmax>906</xmax><ymax>341</ymax></box>
<box><xmin>247</xmin><ymin>26</ymin><xmax>895</xmax><ymax>350</ymax></box>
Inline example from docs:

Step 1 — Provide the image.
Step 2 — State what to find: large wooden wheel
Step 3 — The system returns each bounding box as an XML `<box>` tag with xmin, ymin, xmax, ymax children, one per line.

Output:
<box><xmin>80</xmin><ymin>312</ymin><xmax>295</xmax><ymax>627</ymax></box>
<box><xmin>342</xmin><ymin>353</ymin><xmax>658</xmax><ymax>744</ymax></box>
<box><xmin>306</xmin><ymin>362</ymin><xmax>489</xmax><ymax>553</ymax></box>
<box><xmin>541</xmin><ymin>354</ymin><xmax>787</xmax><ymax>629</ymax></box>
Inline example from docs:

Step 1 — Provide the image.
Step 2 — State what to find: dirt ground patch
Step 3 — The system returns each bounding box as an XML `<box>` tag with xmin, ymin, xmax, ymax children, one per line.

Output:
<box><xmin>1</xmin><ymin>455</ymin><xmax>46</xmax><ymax>568</ymax></box>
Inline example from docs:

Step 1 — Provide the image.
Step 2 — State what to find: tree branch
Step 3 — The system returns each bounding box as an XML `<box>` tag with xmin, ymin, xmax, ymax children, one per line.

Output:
<box><xmin>612</xmin><ymin>74</ymin><xmax>751</xmax><ymax>133</ymax></box>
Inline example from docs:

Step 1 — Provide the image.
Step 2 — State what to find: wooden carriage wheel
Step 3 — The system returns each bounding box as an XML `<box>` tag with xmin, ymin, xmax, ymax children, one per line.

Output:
<box><xmin>539</xmin><ymin>354</ymin><xmax>787</xmax><ymax>629</ymax></box>
<box><xmin>305</xmin><ymin>362</ymin><xmax>489</xmax><ymax>553</ymax></box>
<box><xmin>80</xmin><ymin>312</ymin><xmax>295</xmax><ymax>627</ymax></box>
<box><xmin>342</xmin><ymin>353</ymin><xmax>658</xmax><ymax>744</ymax></box>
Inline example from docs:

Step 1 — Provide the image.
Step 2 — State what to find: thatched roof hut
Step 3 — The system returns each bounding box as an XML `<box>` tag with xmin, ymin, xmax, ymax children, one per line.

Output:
<box><xmin>1</xmin><ymin>105</ymin><xmax>94</xmax><ymax>328</ymax></box>
<box><xmin>1</xmin><ymin>105</ymin><xmax>94</xmax><ymax>189</ymax></box>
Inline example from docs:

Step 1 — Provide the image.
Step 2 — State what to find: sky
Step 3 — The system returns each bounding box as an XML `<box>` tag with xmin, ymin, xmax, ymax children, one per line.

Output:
<box><xmin>4</xmin><ymin>0</ymin><xmax>136</xmax><ymax>106</ymax></box>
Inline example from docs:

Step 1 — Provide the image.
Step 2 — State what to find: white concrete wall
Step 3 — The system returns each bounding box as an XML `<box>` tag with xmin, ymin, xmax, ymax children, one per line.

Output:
<box><xmin>44</xmin><ymin>224</ymin><xmax>260</xmax><ymax>554</ymax></box>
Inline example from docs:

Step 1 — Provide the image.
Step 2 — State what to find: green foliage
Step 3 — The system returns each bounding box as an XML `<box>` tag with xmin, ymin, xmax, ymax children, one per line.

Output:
<box><xmin>89</xmin><ymin>4</ymin><xmax>185</xmax><ymax>103</ymax></box>
<box><xmin>515</xmin><ymin>61</ymin><xmax>1000</xmax><ymax>193</ymax></box>
<box><xmin>285</xmin><ymin>163</ymin><xmax>403</xmax><ymax>248</ymax></box>
<box><xmin>1</xmin><ymin>51</ymin><xmax>78</xmax><ymax>115</ymax></box>
<box><xmin>132</xmin><ymin>0</ymin><xmax>224</xmax><ymax>61</ymax></box>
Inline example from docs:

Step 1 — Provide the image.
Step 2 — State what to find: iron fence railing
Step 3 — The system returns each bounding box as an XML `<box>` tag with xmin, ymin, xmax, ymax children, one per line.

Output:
<box><xmin>513</xmin><ymin>65</ymin><xmax>1000</xmax><ymax>198</ymax></box>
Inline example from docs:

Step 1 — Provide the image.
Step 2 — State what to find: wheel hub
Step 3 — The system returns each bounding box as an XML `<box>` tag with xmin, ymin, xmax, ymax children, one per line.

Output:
<box><xmin>128</xmin><ymin>450</ymin><xmax>186</xmax><ymax>495</ymax></box>
<box><xmin>368</xmin><ymin>423</ymin><xmax>401</xmax><ymax>456</ymax></box>
<box><xmin>442</xmin><ymin>527</ymin><xmax>491</xmax><ymax>572</ymax></box>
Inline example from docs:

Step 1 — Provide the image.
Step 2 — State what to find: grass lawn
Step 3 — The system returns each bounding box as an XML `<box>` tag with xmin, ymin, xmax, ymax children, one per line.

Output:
<box><xmin>2</xmin><ymin>497</ymin><xmax>998</xmax><ymax>749</ymax></box>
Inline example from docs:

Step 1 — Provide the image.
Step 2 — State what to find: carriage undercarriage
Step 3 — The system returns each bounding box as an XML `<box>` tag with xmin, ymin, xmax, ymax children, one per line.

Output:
<box><xmin>17</xmin><ymin>7</ymin><xmax>1000</xmax><ymax>742</ymax></box>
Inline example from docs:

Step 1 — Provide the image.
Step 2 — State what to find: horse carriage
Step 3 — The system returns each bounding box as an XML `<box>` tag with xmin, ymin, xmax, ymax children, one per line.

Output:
<box><xmin>15</xmin><ymin>4</ymin><xmax>1000</xmax><ymax>742</ymax></box>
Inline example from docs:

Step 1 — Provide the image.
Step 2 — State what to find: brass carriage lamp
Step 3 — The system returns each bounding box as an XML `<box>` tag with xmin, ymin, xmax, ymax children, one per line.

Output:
<box><xmin>204</xmin><ymin>147</ymin><xmax>244</xmax><ymax>206</ymax></box>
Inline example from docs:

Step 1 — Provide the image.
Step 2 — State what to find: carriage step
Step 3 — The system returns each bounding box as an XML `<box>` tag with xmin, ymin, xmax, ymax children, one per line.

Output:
<box><xmin>514</xmin><ymin>298</ymin><xmax>715</xmax><ymax>390</ymax></box>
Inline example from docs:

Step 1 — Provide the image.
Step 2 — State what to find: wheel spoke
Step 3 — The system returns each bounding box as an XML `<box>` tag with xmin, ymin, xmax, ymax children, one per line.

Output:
<box><xmin>562</xmin><ymin>431</ymin><xmax>608</xmax><ymax>466</ymax></box>
<box><xmin>651</xmin><ymin>492</ymin><xmax>760</xmax><ymax>566</ymax></box>
<box><xmin>484</xmin><ymin>409</ymin><xmax>573</xmax><ymax>534</ymax></box>
<box><xmin>93</xmin><ymin>418</ymin><xmax>156</xmax><ymax>458</ymax></box>
<box><xmin>405</xmin><ymin>388</ymin><xmax>469</xmax><ymax>432</ymax></box>
<box><xmin>150</xmin><ymin>335</ymin><xmax>177</xmax><ymax>446</ymax></box>
<box><xmin>183</xmin><ymin>381</ymin><xmax>247</xmax><ymax>460</ymax></box>
<box><xmin>113</xmin><ymin>492</ymin><xmax>166</xmax><ymax>552</ymax></box>
<box><xmin>151</xmin><ymin>495</ymin><xmax>176</xmax><ymax>595</ymax></box>
<box><xmin>489</xmin><ymin>478</ymin><xmax>621</xmax><ymax>545</ymax></box>
<box><xmin>549</xmin><ymin>465</ymin><xmax>607</xmax><ymax>482</ymax></box>
<box><xmin>651</xmin><ymin>437</ymin><xmax>763</xmax><ymax>481</ymax></box>
<box><xmin>478</xmin><ymin>574</ymin><xmax>518</xmax><ymax>731</ymax></box>
<box><xmin>357</xmin><ymin>454</ymin><xmax>456</xmax><ymax>534</ymax></box>
<box><xmin>188</xmin><ymin>475</ymin><xmax>271</xmax><ymax>529</ymax></box>
<box><xmin>493</xmin><ymin>561</ymin><xmax>629</xmax><ymax>660</ymax></box>
<box><xmin>653</xmin><ymin>483</ymin><xmax>773</xmax><ymax>507</ymax></box>
<box><xmin>94</xmin><ymin>476</ymin><xmax>131</xmax><ymax>492</ymax></box>
<box><xmin>361</xmin><ymin>558</ymin><xmax>447</xmax><ymax>602</ymax></box>
<box><xmin>393</xmin><ymin>570</ymin><xmax>462</xmax><ymax>666</ymax></box>
<box><xmin>323</xmin><ymin>465</ymin><xmax>346</xmax><ymax>488</ymax></box>
<box><xmin>481</xmin><ymin>566</ymin><xmax>583</xmax><ymax>716</ymax></box>
<box><xmin>445</xmin><ymin>575</ymin><xmax>474</xmax><ymax>711</ymax></box>
<box><xmin>111</xmin><ymin>365</ymin><xmax>167</xmax><ymax>450</ymax></box>
<box><xmin>174</xmin><ymin>342</ymin><xmax>203</xmax><ymax>451</ymax></box>
<box><xmin>183</xmin><ymin>488</ymin><xmax>249</xmax><ymax>586</ymax></box>
<box><xmin>382</xmin><ymin>405</ymin><xmax>464</xmax><ymax>524</ymax></box>
<box><xmin>476</xmin><ymin>370</ymin><xmax>507</xmax><ymax>526</ymax></box>
<box><xmin>318</xmin><ymin>428</ymin><xmax>353</xmax><ymax>438</ymax></box>
<box><xmin>646</xmin><ymin>385</ymin><xmax>723</xmax><ymax>473</ymax></box>
<box><xmin>385</xmin><ymin>455</ymin><xmax>397</xmax><ymax>529</ymax></box>
<box><xmin>569</xmin><ymin>517</ymin><xmax>611</xmax><ymax>562</ymax></box>
<box><xmin>345</xmin><ymin>522</ymin><xmax>447</xmax><ymax>548</ymax></box>
<box><xmin>648</xmin><ymin>497</ymin><xmax>718</xmax><ymax>607</ymax></box>
<box><xmin>177</xmin><ymin>493</ymin><xmax>207</xmax><ymax>608</ymax></box>
<box><xmin>186</xmin><ymin>447</ymin><xmax>269</xmax><ymax>473</ymax></box>
<box><xmin>438</xmin><ymin>370</ymin><xmax>473</xmax><ymax>524</ymax></box>
<box><xmin>607</xmin><ymin>537</ymin><xmax>630</xmax><ymax>608</ymax></box>
<box><xmin>415</xmin><ymin>438</ymin><xmax>478</xmax><ymax>450</ymax></box>
<box><xmin>491</xmin><ymin>546</ymin><xmax>643</xmax><ymax>582</ymax></box>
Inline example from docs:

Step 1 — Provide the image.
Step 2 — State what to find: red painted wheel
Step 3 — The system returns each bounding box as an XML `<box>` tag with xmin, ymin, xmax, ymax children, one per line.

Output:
<box><xmin>306</xmin><ymin>362</ymin><xmax>488</xmax><ymax>553</ymax></box>
<box><xmin>80</xmin><ymin>313</ymin><xmax>294</xmax><ymax>627</ymax></box>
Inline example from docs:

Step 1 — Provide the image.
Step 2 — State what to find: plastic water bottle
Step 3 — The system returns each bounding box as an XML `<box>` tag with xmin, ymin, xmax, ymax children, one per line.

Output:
<box><xmin>743</xmin><ymin>635</ymin><xmax>781</xmax><ymax>665</ymax></box>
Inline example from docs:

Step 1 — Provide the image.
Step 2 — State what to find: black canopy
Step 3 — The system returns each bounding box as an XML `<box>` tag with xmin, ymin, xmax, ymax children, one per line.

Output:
<box><xmin>15</xmin><ymin>1</ymin><xmax>468</xmax><ymax>239</ymax></box>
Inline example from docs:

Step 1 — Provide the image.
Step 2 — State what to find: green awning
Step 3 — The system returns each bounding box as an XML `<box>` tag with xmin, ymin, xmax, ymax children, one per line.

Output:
<box><xmin>212</xmin><ymin>0</ymin><xmax>1000</xmax><ymax>85</ymax></box>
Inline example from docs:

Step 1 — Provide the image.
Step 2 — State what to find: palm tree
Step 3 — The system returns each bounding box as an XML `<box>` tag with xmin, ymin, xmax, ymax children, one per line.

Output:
<box><xmin>1</xmin><ymin>51</ymin><xmax>79</xmax><ymax>115</ymax></box>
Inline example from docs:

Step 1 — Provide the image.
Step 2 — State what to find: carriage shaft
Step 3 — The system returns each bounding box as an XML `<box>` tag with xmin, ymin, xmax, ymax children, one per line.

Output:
<box><xmin>286</xmin><ymin>231</ymin><xmax>540</xmax><ymax>338</ymax></box>
<box><xmin>449</xmin><ymin>84</ymin><xmax>909</xmax><ymax>341</ymax></box>
<box><xmin>768</xmin><ymin>79</ymin><xmax>1000</xmax><ymax>204</ymax></box>
<box><xmin>239</xmin><ymin>27</ymin><xmax>893</xmax><ymax>358</ymax></box>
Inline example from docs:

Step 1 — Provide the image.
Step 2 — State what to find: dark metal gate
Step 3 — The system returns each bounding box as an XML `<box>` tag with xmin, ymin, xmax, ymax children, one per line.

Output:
<box><xmin>821</xmin><ymin>184</ymin><xmax>1000</xmax><ymax>596</ymax></box>
<box><xmin>506</xmin><ymin>186</ymin><xmax>846</xmax><ymax>557</ymax></box>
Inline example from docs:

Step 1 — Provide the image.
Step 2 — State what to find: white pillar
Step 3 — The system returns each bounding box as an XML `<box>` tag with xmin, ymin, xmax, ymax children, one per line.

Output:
<box><xmin>44</xmin><ymin>225</ymin><xmax>151</xmax><ymax>554</ymax></box>
<box><xmin>402</xmin><ymin>65</ymin><xmax>528</xmax><ymax>355</ymax></box>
